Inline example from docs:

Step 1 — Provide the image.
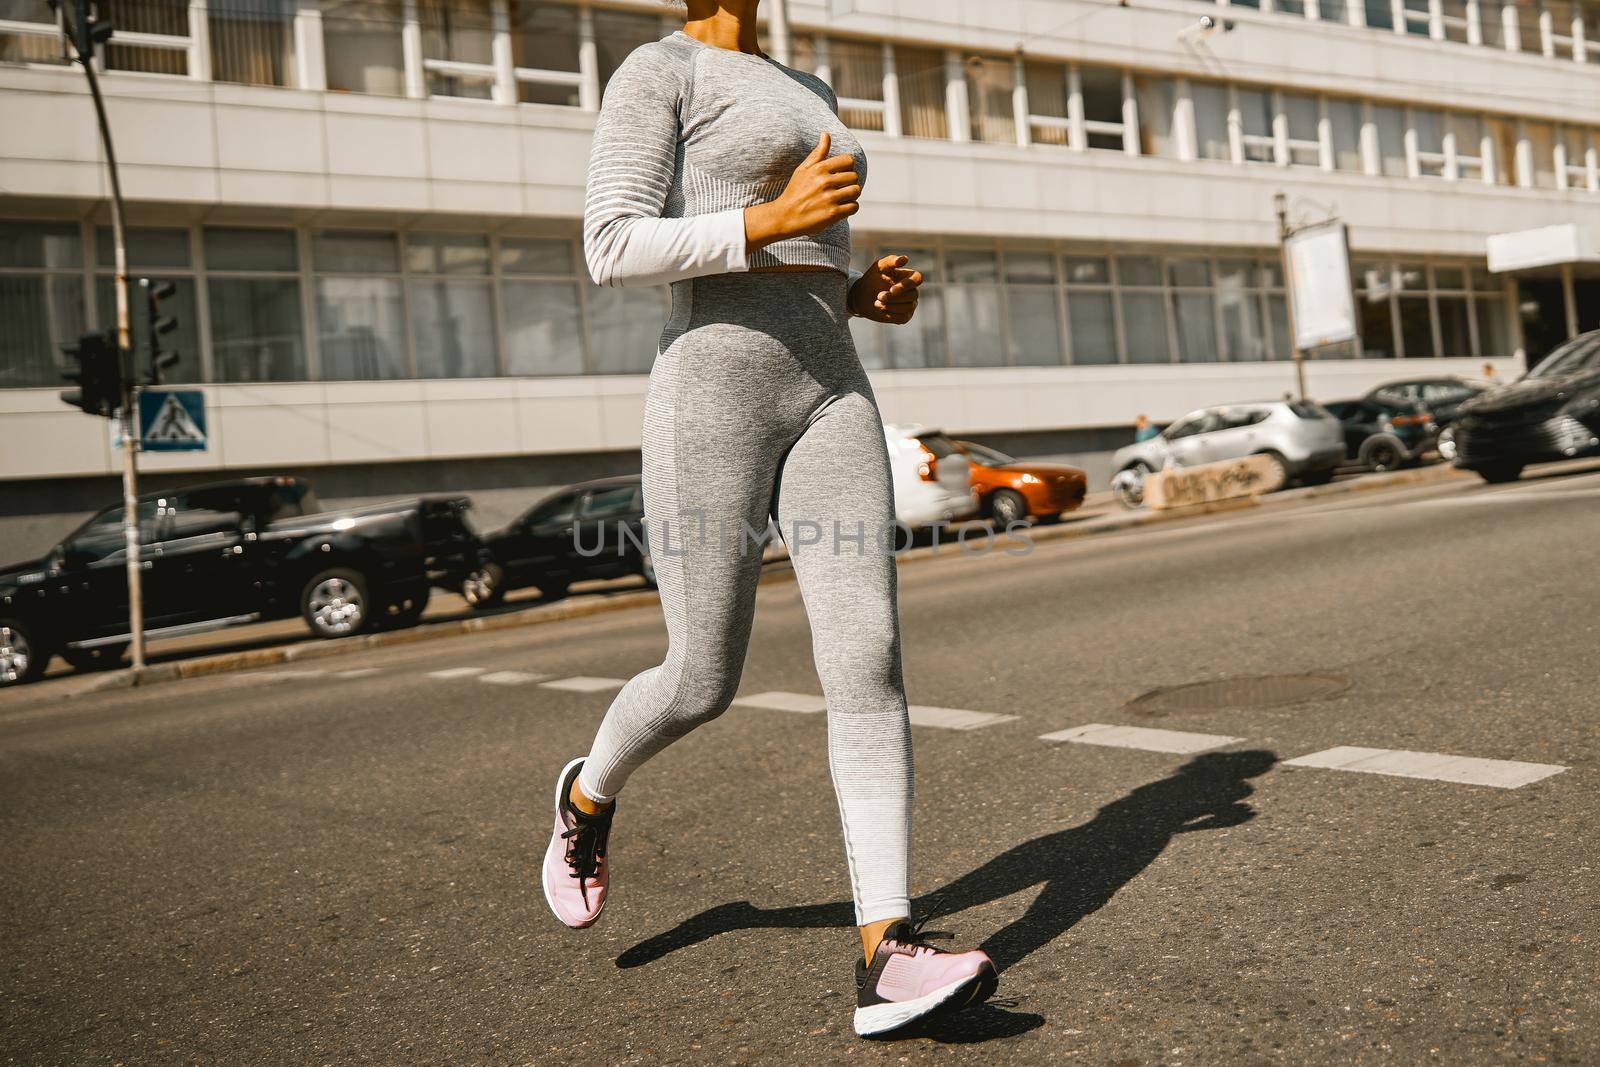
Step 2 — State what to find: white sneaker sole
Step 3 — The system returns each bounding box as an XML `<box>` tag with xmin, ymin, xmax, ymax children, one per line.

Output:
<box><xmin>853</xmin><ymin>969</ymin><xmax>990</xmax><ymax>1037</ymax></box>
<box><xmin>541</xmin><ymin>756</ymin><xmax>607</xmax><ymax>929</ymax></box>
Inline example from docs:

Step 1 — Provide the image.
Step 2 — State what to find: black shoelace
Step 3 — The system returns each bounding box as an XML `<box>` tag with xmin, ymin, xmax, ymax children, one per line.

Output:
<box><xmin>561</xmin><ymin>809</ymin><xmax>611</xmax><ymax>894</ymax></box>
<box><xmin>883</xmin><ymin>897</ymin><xmax>955</xmax><ymax>956</ymax></box>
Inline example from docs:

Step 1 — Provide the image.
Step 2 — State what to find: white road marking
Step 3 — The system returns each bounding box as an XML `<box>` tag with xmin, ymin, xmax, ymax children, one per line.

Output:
<box><xmin>427</xmin><ymin>667</ymin><xmax>485</xmax><ymax>679</ymax></box>
<box><xmin>1285</xmin><ymin>746</ymin><xmax>1568</xmax><ymax>789</ymax></box>
<box><xmin>907</xmin><ymin>705</ymin><xmax>1019</xmax><ymax>731</ymax></box>
<box><xmin>1039</xmin><ymin>723</ymin><xmax>1243</xmax><ymax>754</ymax></box>
<box><xmin>540</xmin><ymin>676</ymin><xmax>627</xmax><ymax>693</ymax></box>
<box><xmin>733</xmin><ymin>691</ymin><xmax>828</xmax><ymax>713</ymax></box>
<box><xmin>479</xmin><ymin>671</ymin><xmax>548</xmax><ymax>686</ymax></box>
<box><xmin>256</xmin><ymin>670</ymin><xmax>325</xmax><ymax>681</ymax></box>
<box><xmin>336</xmin><ymin>668</ymin><xmax>380</xmax><ymax>678</ymax></box>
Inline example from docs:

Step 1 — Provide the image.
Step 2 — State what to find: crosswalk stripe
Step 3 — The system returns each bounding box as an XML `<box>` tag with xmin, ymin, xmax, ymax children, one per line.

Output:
<box><xmin>733</xmin><ymin>691</ymin><xmax>828</xmax><ymax>714</ymax></box>
<box><xmin>428</xmin><ymin>667</ymin><xmax>484</xmax><ymax>679</ymax></box>
<box><xmin>540</xmin><ymin>676</ymin><xmax>627</xmax><ymax>693</ymax></box>
<box><xmin>1284</xmin><ymin>746</ymin><xmax>1568</xmax><ymax>789</ymax></box>
<box><xmin>479</xmin><ymin>671</ymin><xmax>548</xmax><ymax>686</ymax></box>
<box><xmin>908</xmin><ymin>705</ymin><xmax>1018</xmax><ymax>731</ymax></box>
<box><xmin>1040</xmin><ymin>723</ymin><xmax>1243</xmax><ymax>754</ymax></box>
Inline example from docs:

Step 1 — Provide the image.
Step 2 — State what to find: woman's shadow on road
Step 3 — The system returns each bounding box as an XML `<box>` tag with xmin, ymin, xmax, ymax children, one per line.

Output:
<box><xmin>616</xmin><ymin>748</ymin><xmax>1277</xmax><ymax>1042</ymax></box>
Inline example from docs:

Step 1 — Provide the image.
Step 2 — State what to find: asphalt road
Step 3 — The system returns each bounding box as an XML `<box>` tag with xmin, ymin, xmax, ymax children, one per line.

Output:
<box><xmin>3</xmin><ymin>465</ymin><xmax>1598</xmax><ymax>1065</ymax></box>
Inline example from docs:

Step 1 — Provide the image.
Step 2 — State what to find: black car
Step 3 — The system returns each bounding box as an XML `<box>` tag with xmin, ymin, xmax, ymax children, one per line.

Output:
<box><xmin>463</xmin><ymin>476</ymin><xmax>653</xmax><ymax>609</ymax></box>
<box><xmin>1364</xmin><ymin>376</ymin><xmax>1490</xmax><ymax>428</ymax></box>
<box><xmin>1324</xmin><ymin>397</ymin><xmax>1438</xmax><ymax>472</ymax></box>
<box><xmin>1452</xmin><ymin>331</ymin><xmax>1600</xmax><ymax>483</ymax></box>
<box><xmin>0</xmin><ymin>477</ymin><xmax>481</xmax><ymax>686</ymax></box>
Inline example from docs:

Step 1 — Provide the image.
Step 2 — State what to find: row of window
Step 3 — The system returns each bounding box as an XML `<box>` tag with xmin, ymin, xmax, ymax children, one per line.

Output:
<box><xmin>1211</xmin><ymin>0</ymin><xmax>1600</xmax><ymax>63</ymax></box>
<box><xmin>0</xmin><ymin>220</ymin><xmax>1514</xmax><ymax>389</ymax></box>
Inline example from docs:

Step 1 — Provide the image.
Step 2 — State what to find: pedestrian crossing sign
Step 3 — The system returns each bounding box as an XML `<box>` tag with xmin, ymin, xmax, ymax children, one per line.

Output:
<box><xmin>138</xmin><ymin>389</ymin><xmax>208</xmax><ymax>452</ymax></box>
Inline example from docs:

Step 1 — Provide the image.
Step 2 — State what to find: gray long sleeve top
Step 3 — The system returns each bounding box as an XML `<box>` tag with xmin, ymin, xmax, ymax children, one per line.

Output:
<box><xmin>582</xmin><ymin>31</ymin><xmax>868</xmax><ymax>290</ymax></box>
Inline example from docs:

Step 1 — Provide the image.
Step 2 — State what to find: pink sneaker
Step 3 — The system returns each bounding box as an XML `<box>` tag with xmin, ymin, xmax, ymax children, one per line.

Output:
<box><xmin>854</xmin><ymin>919</ymin><xmax>998</xmax><ymax>1037</ymax></box>
<box><xmin>541</xmin><ymin>757</ymin><xmax>613</xmax><ymax>929</ymax></box>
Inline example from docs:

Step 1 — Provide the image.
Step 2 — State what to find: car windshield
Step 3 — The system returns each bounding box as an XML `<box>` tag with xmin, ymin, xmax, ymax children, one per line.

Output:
<box><xmin>963</xmin><ymin>443</ymin><xmax>1014</xmax><ymax>466</ymax></box>
<box><xmin>918</xmin><ymin>433</ymin><xmax>959</xmax><ymax>458</ymax></box>
<box><xmin>1527</xmin><ymin>334</ymin><xmax>1600</xmax><ymax>379</ymax></box>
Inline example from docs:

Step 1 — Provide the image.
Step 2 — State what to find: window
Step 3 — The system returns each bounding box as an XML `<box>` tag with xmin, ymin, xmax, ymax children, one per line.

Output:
<box><xmin>1402</xmin><ymin>0</ymin><xmax>1434</xmax><ymax>36</ymax></box>
<box><xmin>1135</xmin><ymin>77</ymin><xmax>1178</xmax><ymax>158</ymax></box>
<box><xmin>593</xmin><ymin>8</ymin><xmax>660</xmax><ymax>95</ymax></box>
<box><xmin>1479</xmin><ymin>0</ymin><xmax>1511</xmax><ymax>47</ymax></box>
<box><xmin>896</xmin><ymin>45</ymin><xmax>948</xmax><ymax>140</ymax></box>
<box><xmin>1237</xmin><ymin>88</ymin><xmax>1276</xmax><ymax>164</ymax></box>
<box><xmin>1514</xmin><ymin>0</ymin><xmax>1543</xmax><ymax>52</ymax></box>
<box><xmin>1</xmin><ymin>0</ymin><xmax>70</xmax><ymax>65</ymax></box>
<box><xmin>1192</xmin><ymin>82</ymin><xmax>1232</xmax><ymax>162</ymax></box>
<box><xmin>1063</xmin><ymin>256</ymin><xmax>1117</xmax><ymax>365</ymax></box>
<box><xmin>1356</xmin><ymin>263</ymin><xmax>1397</xmax><ymax>358</ymax></box>
<box><xmin>1449</xmin><ymin>112</ymin><xmax>1486</xmax><ymax>181</ymax></box>
<box><xmin>324</xmin><ymin>0</ymin><xmax>406</xmax><ymax>96</ymax></box>
<box><xmin>513</xmin><ymin>0</ymin><xmax>583</xmax><ymax>106</ymax></box>
<box><xmin>1079</xmin><ymin>66</ymin><xmax>1127</xmax><ymax>152</ymax></box>
<box><xmin>204</xmin><ymin>227</ymin><xmax>306</xmax><ymax>383</ymax></box>
<box><xmin>0</xmin><ymin>221</ymin><xmax>84</xmax><ymax>389</ymax></box>
<box><xmin>1440</xmin><ymin>0</ymin><xmax>1471</xmax><ymax>40</ymax></box>
<box><xmin>1547</xmin><ymin>0</ymin><xmax>1578</xmax><ymax>58</ymax></box>
<box><xmin>1024</xmin><ymin>61</ymin><xmax>1070</xmax><ymax>147</ymax></box>
<box><xmin>1003</xmin><ymin>251</ymin><xmax>1062</xmax><ymax>366</ymax></box>
<box><xmin>408</xmin><ymin>233</ymin><xmax>497</xmax><ymax>378</ymax></box>
<box><xmin>1560</xmin><ymin>126</ymin><xmax>1593</xmax><ymax>189</ymax></box>
<box><xmin>586</xmin><ymin>287</ymin><xmax>669</xmax><ymax>374</ymax></box>
<box><xmin>1216</xmin><ymin>258</ymin><xmax>1269</xmax><ymax>361</ymax></box>
<box><xmin>94</xmin><ymin>228</ymin><xmax>200</xmax><ymax>384</ymax></box>
<box><xmin>500</xmin><ymin>237</ymin><xmax>584</xmax><ymax>376</ymax></box>
<box><xmin>966</xmin><ymin>55</ymin><xmax>1016</xmax><ymax>145</ymax></box>
<box><xmin>210</xmin><ymin>0</ymin><xmax>298</xmax><ymax>87</ymax></box>
<box><xmin>943</xmin><ymin>249</ymin><xmax>1006</xmax><ymax>367</ymax></box>
<box><xmin>1372</xmin><ymin>104</ymin><xmax>1408</xmax><ymax>177</ymax></box>
<box><xmin>581</xmin><ymin>485</ymin><xmax>638</xmax><ymax>517</ymax></box>
<box><xmin>1525</xmin><ymin>122</ymin><xmax>1558</xmax><ymax>188</ymax></box>
<box><xmin>1487</xmin><ymin>116</ymin><xmax>1519</xmax><ymax>184</ymax></box>
<box><xmin>1395</xmin><ymin>264</ymin><xmax>1435</xmax><ymax>358</ymax></box>
<box><xmin>830</xmin><ymin>37</ymin><xmax>887</xmax><ymax>133</ymax></box>
<box><xmin>1117</xmin><ymin>256</ymin><xmax>1170</xmax><ymax>364</ymax></box>
<box><xmin>1363</xmin><ymin>0</ymin><xmax>1395</xmax><ymax>30</ymax></box>
<box><xmin>1328</xmin><ymin>98</ymin><xmax>1364</xmax><ymax>172</ymax></box>
<box><xmin>103</xmin><ymin>0</ymin><xmax>189</xmax><ymax>76</ymax></box>
<box><xmin>879</xmin><ymin>247</ymin><xmax>945</xmax><ymax>369</ymax></box>
<box><xmin>1412</xmin><ymin>109</ymin><xmax>1446</xmax><ymax>178</ymax></box>
<box><xmin>1433</xmin><ymin>266</ymin><xmax>1471</xmax><ymax>356</ymax></box>
<box><xmin>312</xmin><ymin>231</ymin><xmax>406</xmax><ymax>380</ymax></box>
<box><xmin>1282</xmin><ymin>92</ymin><xmax>1322</xmax><ymax>167</ymax></box>
<box><xmin>419</xmin><ymin>0</ymin><xmax>495</xmax><ymax>99</ymax></box>
<box><xmin>1168</xmin><ymin>258</ymin><xmax>1219</xmax><ymax>362</ymax></box>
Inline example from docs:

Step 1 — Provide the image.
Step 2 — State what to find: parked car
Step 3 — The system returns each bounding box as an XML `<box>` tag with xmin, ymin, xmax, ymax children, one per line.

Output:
<box><xmin>883</xmin><ymin>424</ymin><xmax>979</xmax><ymax>527</ymax></box>
<box><xmin>1364</xmin><ymin>376</ymin><xmax>1491</xmax><ymax>428</ymax></box>
<box><xmin>1323</xmin><ymin>397</ymin><xmax>1438</xmax><ymax>471</ymax></box>
<box><xmin>1451</xmin><ymin>330</ymin><xmax>1600</xmax><ymax>483</ymax></box>
<box><xmin>1109</xmin><ymin>400</ymin><xmax>1345</xmax><ymax>508</ymax></box>
<box><xmin>0</xmin><ymin>477</ymin><xmax>481</xmax><ymax>686</ymax></box>
<box><xmin>955</xmin><ymin>440</ymin><xmax>1087</xmax><ymax>525</ymax></box>
<box><xmin>464</xmin><ymin>476</ymin><xmax>652</xmax><ymax>609</ymax></box>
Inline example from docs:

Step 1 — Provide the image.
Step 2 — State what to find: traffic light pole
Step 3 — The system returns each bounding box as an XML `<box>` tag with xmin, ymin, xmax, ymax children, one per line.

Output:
<box><xmin>74</xmin><ymin>15</ymin><xmax>145</xmax><ymax>671</ymax></box>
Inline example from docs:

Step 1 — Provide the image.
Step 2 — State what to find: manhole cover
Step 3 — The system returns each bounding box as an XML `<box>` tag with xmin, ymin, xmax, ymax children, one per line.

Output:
<box><xmin>1127</xmin><ymin>673</ymin><xmax>1351</xmax><ymax>716</ymax></box>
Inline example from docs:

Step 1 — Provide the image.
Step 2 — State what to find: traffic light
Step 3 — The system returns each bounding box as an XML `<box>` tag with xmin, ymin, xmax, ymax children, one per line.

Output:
<box><xmin>142</xmin><ymin>277</ymin><xmax>180</xmax><ymax>384</ymax></box>
<box><xmin>59</xmin><ymin>329</ymin><xmax>123</xmax><ymax>418</ymax></box>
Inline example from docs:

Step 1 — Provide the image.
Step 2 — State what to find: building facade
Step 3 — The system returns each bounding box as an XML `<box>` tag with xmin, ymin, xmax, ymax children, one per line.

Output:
<box><xmin>2</xmin><ymin>0</ymin><xmax>1598</xmax><ymax>529</ymax></box>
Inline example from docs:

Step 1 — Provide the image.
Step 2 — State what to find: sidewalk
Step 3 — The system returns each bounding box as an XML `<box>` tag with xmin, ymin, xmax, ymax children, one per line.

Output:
<box><xmin>9</xmin><ymin>462</ymin><xmax>1471</xmax><ymax>707</ymax></box>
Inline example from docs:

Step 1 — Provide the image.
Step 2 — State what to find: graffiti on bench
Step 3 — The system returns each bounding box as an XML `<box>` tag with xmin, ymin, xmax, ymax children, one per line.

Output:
<box><xmin>1144</xmin><ymin>455</ymin><xmax>1282</xmax><ymax>511</ymax></box>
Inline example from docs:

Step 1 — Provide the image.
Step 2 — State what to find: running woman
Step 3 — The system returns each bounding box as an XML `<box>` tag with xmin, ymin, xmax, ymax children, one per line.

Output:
<box><xmin>541</xmin><ymin>0</ymin><xmax>998</xmax><ymax>1037</ymax></box>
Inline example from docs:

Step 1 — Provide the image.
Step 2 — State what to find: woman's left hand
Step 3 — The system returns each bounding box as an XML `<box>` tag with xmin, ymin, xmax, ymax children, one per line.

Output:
<box><xmin>849</xmin><ymin>254</ymin><xmax>922</xmax><ymax>324</ymax></box>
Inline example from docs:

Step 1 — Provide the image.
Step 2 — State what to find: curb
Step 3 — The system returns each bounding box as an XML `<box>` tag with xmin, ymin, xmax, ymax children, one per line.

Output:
<box><xmin>75</xmin><ymin>462</ymin><xmax>1468</xmax><ymax>699</ymax></box>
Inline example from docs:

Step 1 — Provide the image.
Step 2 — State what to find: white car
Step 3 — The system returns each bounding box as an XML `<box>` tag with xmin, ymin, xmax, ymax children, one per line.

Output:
<box><xmin>882</xmin><ymin>423</ymin><xmax>979</xmax><ymax>528</ymax></box>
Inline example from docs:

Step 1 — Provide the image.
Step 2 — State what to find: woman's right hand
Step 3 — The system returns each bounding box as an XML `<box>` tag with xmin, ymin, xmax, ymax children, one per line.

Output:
<box><xmin>744</xmin><ymin>131</ymin><xmax>860</xmax><ymax>252</ymax></box>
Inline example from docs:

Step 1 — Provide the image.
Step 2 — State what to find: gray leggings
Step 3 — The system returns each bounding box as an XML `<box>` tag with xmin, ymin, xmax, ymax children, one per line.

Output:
<box><xmin>577</xmin><ymin>270</ymin><xmax>913</xmax><ymax>926</ymax></box>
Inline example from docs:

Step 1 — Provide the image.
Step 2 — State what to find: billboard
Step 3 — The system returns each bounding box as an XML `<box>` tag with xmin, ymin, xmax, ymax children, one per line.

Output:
<box><xmin>1284</xmin><ymin>222</ymin><xmax>1359</xmax><ymax>352</ymax></box>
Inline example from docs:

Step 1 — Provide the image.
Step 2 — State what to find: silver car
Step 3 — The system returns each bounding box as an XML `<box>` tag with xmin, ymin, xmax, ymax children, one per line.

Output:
<box><xmin>1110</xmin><ymin>400</ymin><xmax>1346</xmax><ymax>508</ymax></box>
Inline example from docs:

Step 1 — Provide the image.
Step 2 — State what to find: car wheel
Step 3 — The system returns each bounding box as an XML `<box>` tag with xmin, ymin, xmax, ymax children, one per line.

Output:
<box><xmin>639</xmin><ymin>550</ymin><xmax>658</xmax><ymax>589</ymax></box>
<box><xmin>462</xmin><ymin>562</ymin><xmax>507</xmax><ymax>610</ymax></box>
<box><xmin>300</xmin><ymin>568</ymin><xmax>372</xmax><ymax>639</ymax></box>
<box><xmin>1360</xmin><ymin>437</ymin><xmax>1405</xmax><ymax>473</ymax></box>
<box><xmin>1255</xmin><ymin>452</ymin><xmax>1290</xmax><ymax>492</ymax></box>
<box><xmin>1111</xmin><ymin>464</ymin><xmax>1151</xmax><ymax>510</ymax></box>
<box><xmin>0</xmin><ymin>617</ymin><xmax>47</xmax><ymax>687</ymax></box>
<box><xmin>990</xmin><ymin>489</ymin><xmax>1029</xmax><ymax>527</ymax></box>
<box><xmin>60</xmin><ymin>642</ymin><xmax>128</xmax><ymax>673</ymax></box>
<box><xmin>1476</xmin><ymin>462</ymin><xmax>1524</xmax><ymax>484</ymax></box>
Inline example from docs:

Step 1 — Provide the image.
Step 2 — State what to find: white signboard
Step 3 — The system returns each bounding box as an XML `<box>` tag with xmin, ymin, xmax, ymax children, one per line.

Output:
<box><xmin>1284</xmin><ymin>223</ymin><xmax>1358</xmax><ymax>351</ymax></box>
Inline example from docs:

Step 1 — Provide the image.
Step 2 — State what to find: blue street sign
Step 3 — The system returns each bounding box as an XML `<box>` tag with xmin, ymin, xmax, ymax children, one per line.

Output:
<box><xmin>138</xmin><ymin>389</ymin><xmax>207</xmax><ymax>452</ymax></box>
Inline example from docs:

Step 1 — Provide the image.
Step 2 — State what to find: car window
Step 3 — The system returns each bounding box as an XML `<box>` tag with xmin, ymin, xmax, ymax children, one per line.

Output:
<box><xmin>525</xmin><ymin>491</ymin><xmax>580</xmax><ymax>526</ymax></box>
<box><xmin>1164</xmin><ymin>414</ymin><xmax>1206</xmax><ymax>440</ymax></box>
<box><xmin>962</xmin><ymin>443</ymin><xmax>1013</xmax><ymax>466</ymax></box>
<box><xmin>580</xmin><ymin>485</ymin><xmax>638</xmax><ymax>518</ymax></box>
<box><xmin>918</xmin><ymin>433</ymin><xmax>959</xmax><ymax>458</ymax></box>
<box><xmin>1528</xmin><ymin>334</ymin><xmax>1600</xmax><ymax>378</ymax></box>
<box><xmin>149</xmin><ymin>492</ymin><xmax>247</xmax><ymax>546</ymax></box>
<box><xmin>1420</xmin><ymin>381</ymin><xmax>1470</xmax><ymax>402</ymax></box>
<box><xmin>1372</xmin><ymin>385</ymin><xmax>1413</xmax><ymax>405</ymax></box>
<box><xmin>66</xmin><ymin>504</ymin><xmax>153</xmax><ymax>562</ymax></box>
<box><xmin>1218</xmin><ymin>407</ymin><xmax>1267</xmax><ymax>430</ymax></box>
<box><xmin>269</xmin><ymin>480</ymin><xmax>320</xmax><ymax>519</ymax></box>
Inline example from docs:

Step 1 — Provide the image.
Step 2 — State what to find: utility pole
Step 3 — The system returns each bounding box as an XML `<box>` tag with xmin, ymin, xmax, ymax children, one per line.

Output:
<box><xmin>1274</xmin><ymin>191</ymin><xmax>1309</xmax><ymax>401</ymax></box>
<box><xmin>53</xmin><ymin>0</ymin><xmax>146</xmax><ymax>670</ymax></box>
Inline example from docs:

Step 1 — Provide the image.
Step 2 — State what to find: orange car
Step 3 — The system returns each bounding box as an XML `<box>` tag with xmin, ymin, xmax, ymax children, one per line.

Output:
<box><xmin>956</xmin><ymin>440</ymin><xmax>1088</xmax><ymax>525</ymax></box>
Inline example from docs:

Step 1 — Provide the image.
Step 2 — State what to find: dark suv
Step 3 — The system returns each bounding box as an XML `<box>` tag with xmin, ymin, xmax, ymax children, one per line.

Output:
<box><xmin>1451</xmin><ymin>331</ymin><xmax>1600</xmax><ymax>483</ymax></box>
<box><xmin>0</xmin><ymin>477</ymin><xmax>480</xmax><ymax>686</ymax></box>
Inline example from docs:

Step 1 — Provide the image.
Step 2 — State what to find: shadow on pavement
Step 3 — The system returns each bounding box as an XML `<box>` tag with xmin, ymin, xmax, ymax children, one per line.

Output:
<box><xmin>618</xmin><ymin>749</ymin><xmax>1278</xmax><ymax>999</ymax></box>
